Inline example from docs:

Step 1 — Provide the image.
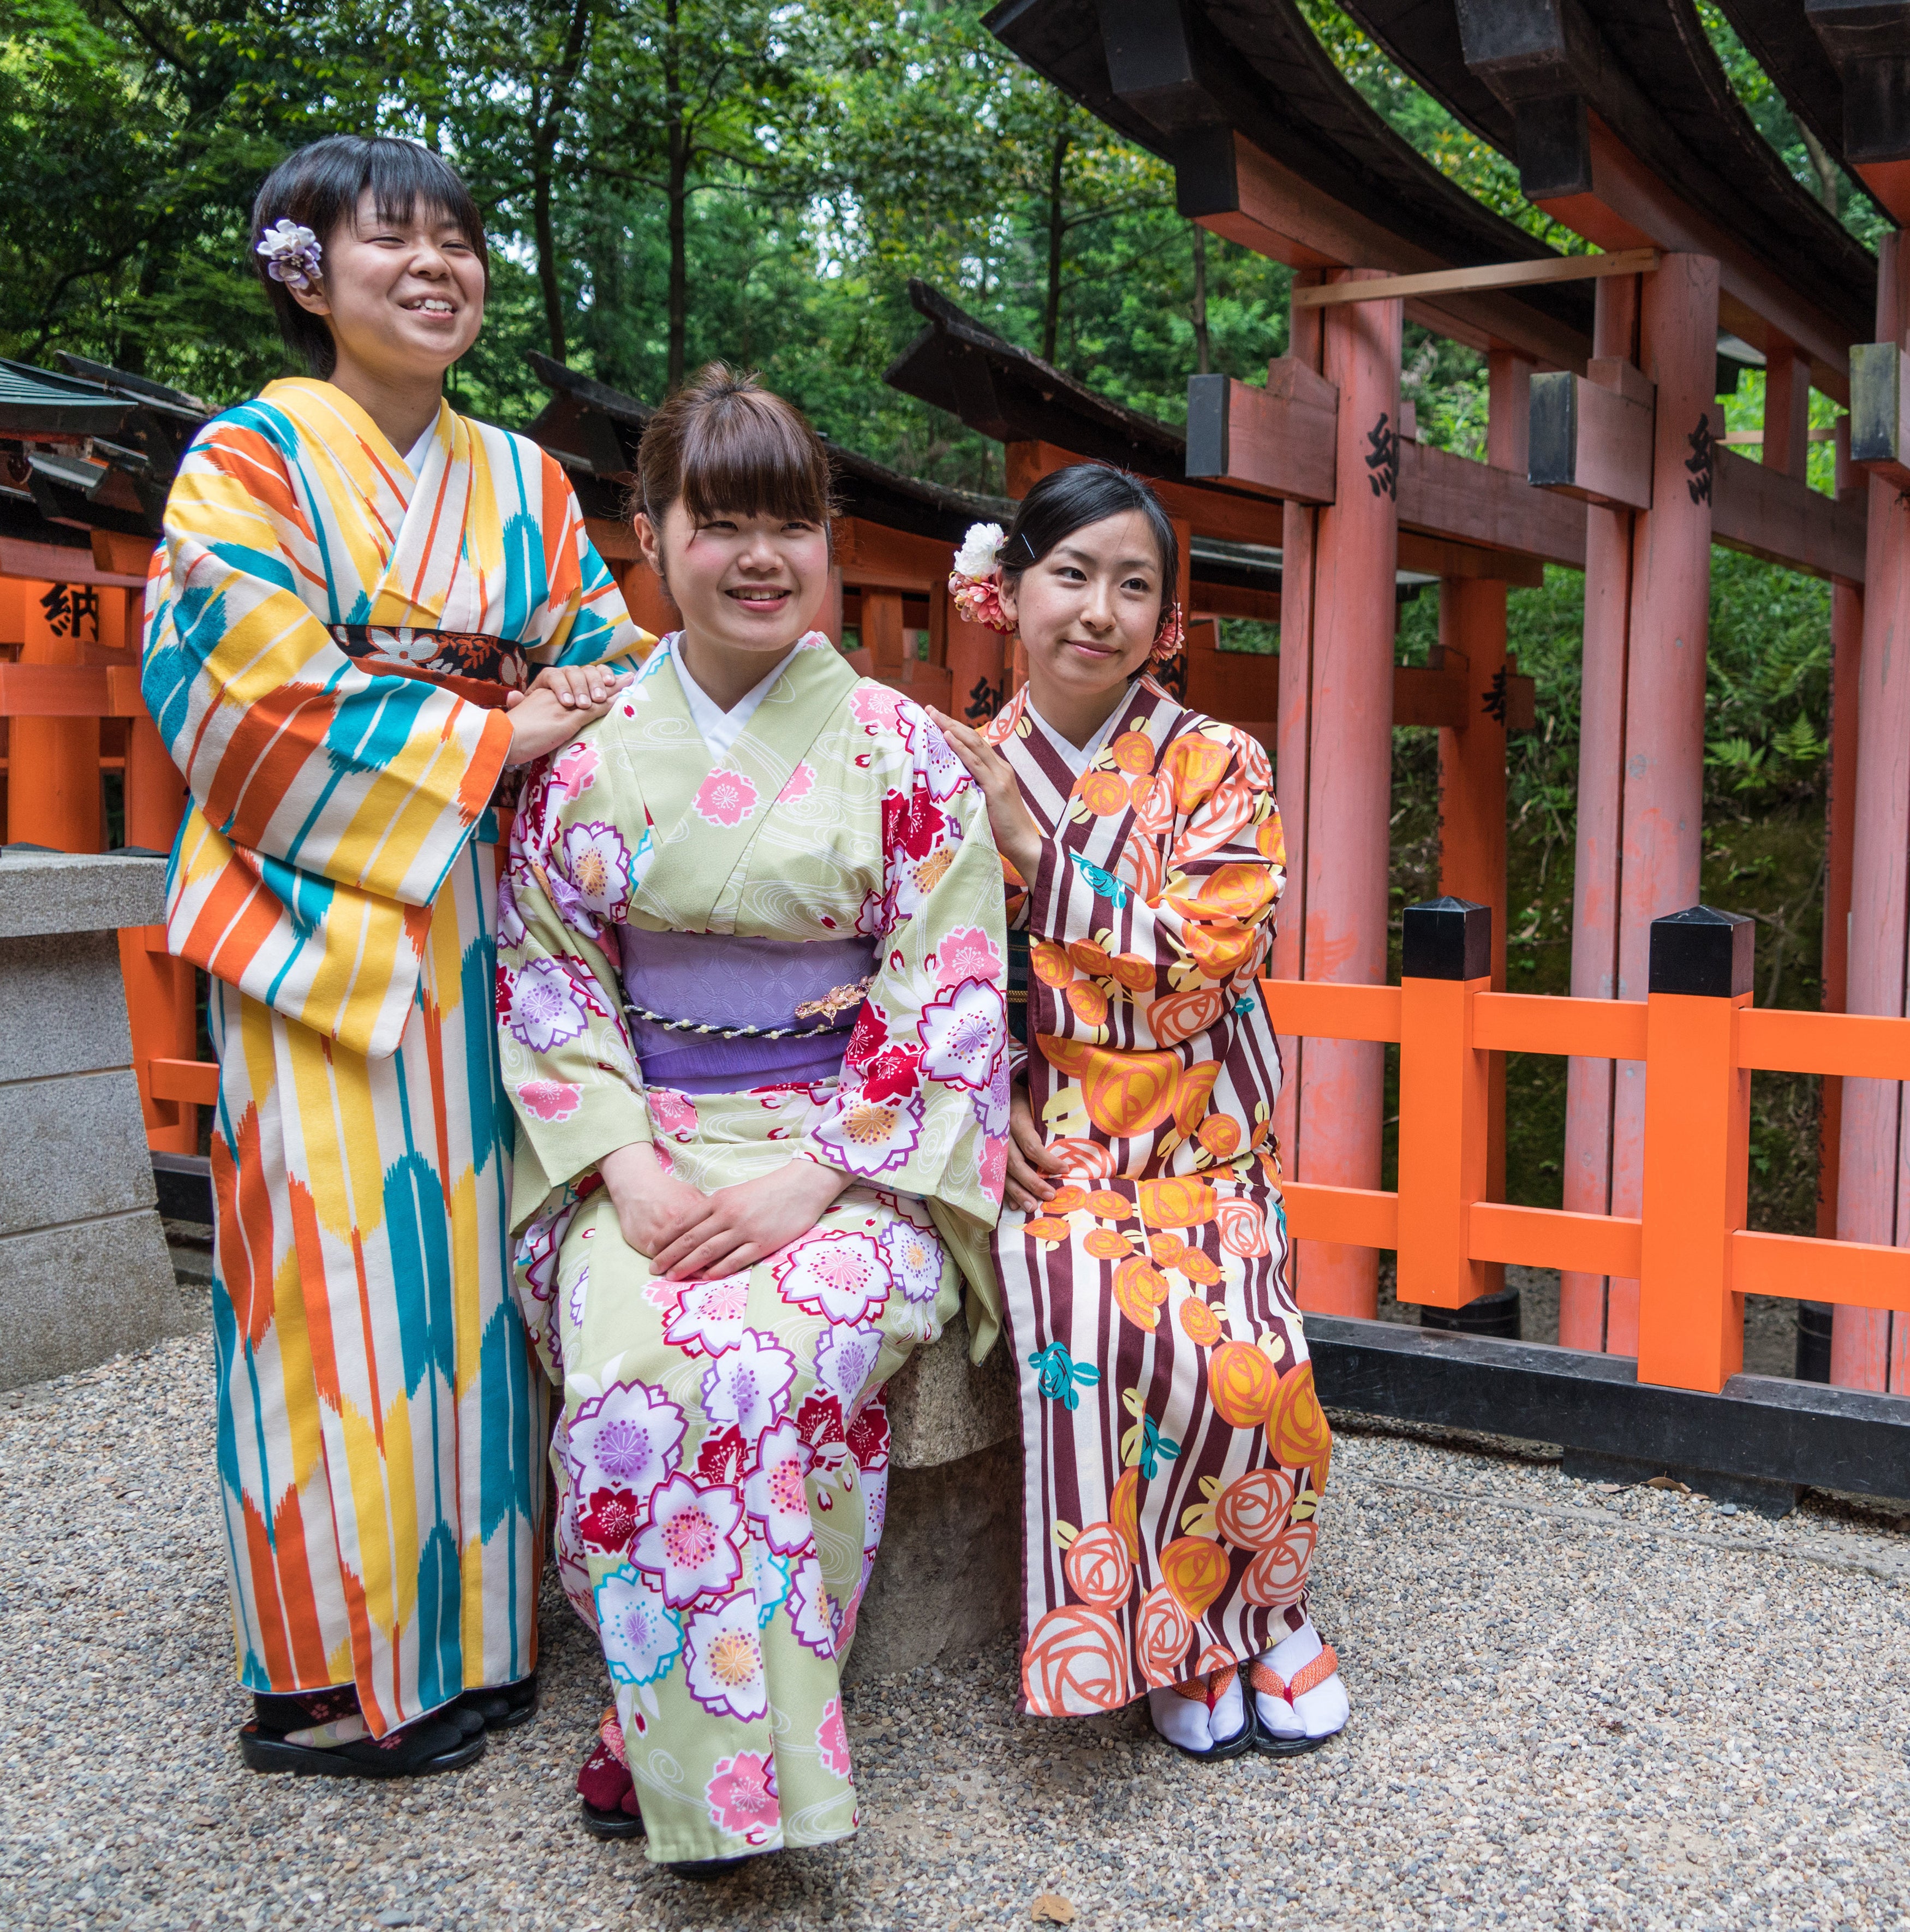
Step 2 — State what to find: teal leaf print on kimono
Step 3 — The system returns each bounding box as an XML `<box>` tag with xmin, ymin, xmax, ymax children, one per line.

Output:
<box><xmin>1069</xmin><ymin>850</ymin><xmax>1130</xmax><ymax>907</ymax></box>
<box><xmin>1029</xmin><ymin>1341</ymin><xmax>1101</xmax><ymax>1410</ymax></box>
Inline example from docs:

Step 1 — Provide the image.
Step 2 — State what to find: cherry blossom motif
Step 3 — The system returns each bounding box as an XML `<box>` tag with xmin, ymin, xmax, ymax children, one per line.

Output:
<box><xmin>693</xmin><ymin>767</ymin><xmax>759</xmax><ymax>828</ymax></box>
<box><xmin>684</xmin><ymin>1593</ymin><xmax>768</xmax><ymax>1721</ymax></box>
<box><xmin>753</xmin><ymin>1542</ymin><xmax>793</xmax><ymax>1626</ymax></box>
<box><xmin>936</xmin><ymin>925</ymin><xmax>1003</xmax><ymax>989</ymax></box>
<box><xmin>662</xmin><ymin>1272</ymin><xmax>753</xmax><ymax>1358</ymax></box>
<box><xmin>507</xmin><ymin>958</ymin><xmax>588</xmax><ymax>1052</ymax></box>
<box><xmin>693</xmin><ymin>1425</ymin><xmax>749</xmax><ymax>1488</ymax></box>
<box><xmin>706</xmin><ymin>1749</ymin><xmax>779</xmax><ymax>1846</ymax></box>
<box><xmin>819</xmin><ymin>1087</ymin><xmax>924</xmax><ymax>1177</ymax></box>
<box><xmin>777</xmin><ymin>761</ymin><xmax>815</xmax><ymax>804</ymax></box>
<box><xmin>879</xmin><ymin>1217</ymin><xmax>945</xmax><ymax>1307</ymax></box>
<box><xmin>917</xmin><ymin>976</ymin><xmax>1006</xmax><ymax>1092</ymax></box>
<box><xmin>786</xmin><ymin>1553</ymin><xmax>837</xmax><ymax>1659</ymax></box>
<box><xmin>514</xmin><ymin>1212</ymin><xmax>560</xmax><ymax>1305</ymax></box>
<box><xmin>568</xmin><ymin>1380</ymin><xmax>687</xmax><ymax>1499</ymax></box>
<box><xmin>699</xmin><ymin>1328</ymin><xmax>797</xmax><ymax>1444</ymax></box>
<box><xmin>577</xmin><ymin>1484</ymin><xmax>643</xmax><ymax>1556</ymax></box>
<box><xmin>862</xmin><ymin>1463</ymin><xmax>890</xmax><ymax>1549</ymax></box>
<box><xmin>815</xmin><ymin>1696</ymin><xmax>853</xmax><ymax>1779</ymax></box>
<box><xmin>630</xmin><ymin>1474</ymin><xmax>744</xmax><ymax>1608</ymax></box>
<box><xmin>593</xmin><ymin>1564</ymin><xmax>683</xmax><ymax>1688</ymax></box>
<box><xmin>812</xmin><ymin>1322</ymin><xmax>882</xmax><ymax>1409</ymax></box>
<box><xmin>842</xmin><ymin>1001</ymin><xmax>888</xmax><ymax>1071</ymax></box>
<box><xmin>743</xmin><ymin>1420</ymin><xmax>813</xmax><ymax>1554</ymax></box>
<box><xmin>857</xmin><ymin>1043</ymin><xmax>923</xmax><ymax>1105</ymax></box>
<box><xmin>850</xmin><ymin>683</ymin><xmax>904</xmax><ymax>735</ymax></box>
<box><xmin>496</xmin><ymin>866</ymin><xmax>526</xmax><ymax>950</ymax></box>
<box><xmin>899</xmin><ymin>699</ymin><xmax>971</xmax><ymax>801</ymax></box>
<box><xmin>515</xmin><ymin>1077</ymin><xmax>582</xmax><ymax>1123</ymax></box>
<box><xmin>846</xmin><ymin>1396</ymin><xmax>891</xmax><ymax>1473</ymax></box>
<box><xmin>550</xmin><ymin>740</ymin><xmax>599</xmax><ymax>798</ymax></box>
<box><xmin>559</xmin><ymin>820</ymin><xmax>634</xmax><ymax>921</ymax></box>
<box><xmin>774</xmin><ymin>1231</ymin><xmax>892</xmax><ymax>1325</ymax></box>
<box><xmin>554</xmin><ymin>1466</ymin><xmax>595</xmax><ymax>1628</ymax></box>
<box><xmin>974</xmin><ymin>1055</ymin><xmax>1012</xmax><ymax>1140</ymax></box>
<box><xmin>565</xmin><ymin>1256</ymin><xmax>591</xmax><ymax>1330</ymax></box>
<box><xmin>978</xmin><ymin>1134</ymin><xmax>1008</xmax><ymax>1202</ymax></box>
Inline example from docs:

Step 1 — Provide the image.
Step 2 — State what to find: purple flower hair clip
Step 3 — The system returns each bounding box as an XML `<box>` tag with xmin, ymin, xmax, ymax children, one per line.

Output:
<box><xmin>256</xmin><ymin>219</ymin><xmax>323</xmax><ymax>294</ymax></box>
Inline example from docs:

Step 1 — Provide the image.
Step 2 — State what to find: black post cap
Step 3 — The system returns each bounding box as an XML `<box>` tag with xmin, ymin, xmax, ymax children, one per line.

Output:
<box><xmin>1649</xmin><ymin>905</ymin><xmax>1754</xmax><ymax>997</ymax></box>
<box><xmin>1402</xmin><ymin>897</ymin><xmax>1493</xmax><ymax>981</ymax></box>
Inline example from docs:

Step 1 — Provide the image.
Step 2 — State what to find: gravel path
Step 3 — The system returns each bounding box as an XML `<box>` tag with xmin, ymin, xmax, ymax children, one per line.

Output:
<box><xmin>6</xmin><ymin>1331</ymin><xmax>1909</xmax><ymax>1931</ymax></box>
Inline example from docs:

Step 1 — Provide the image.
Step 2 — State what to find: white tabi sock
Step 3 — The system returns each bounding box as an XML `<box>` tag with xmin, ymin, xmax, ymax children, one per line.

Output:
<box><xmin>1251</xmin><ymin>1619</ymin><xmax>1350</xmax><ymax>1742</ymax></box>
<box><xmin>1147</xmin><ymin>1667</ymin><xmax>1247</xmax><ymax>1754</ymax></box>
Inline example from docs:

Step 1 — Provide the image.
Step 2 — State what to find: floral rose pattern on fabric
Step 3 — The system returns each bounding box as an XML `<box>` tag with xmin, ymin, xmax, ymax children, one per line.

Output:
<box><xmin>982</xmin><ymin>676</ymin><xmax>1328</xmax><ymax>1718</ymax></box>
<box><xmin>498</xmin><ymin>635</ymin><xmax>1007</xmax><ymax>1865</ymax></box>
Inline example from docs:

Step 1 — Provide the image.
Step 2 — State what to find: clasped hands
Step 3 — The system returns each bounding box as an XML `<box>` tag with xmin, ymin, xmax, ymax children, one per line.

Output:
<box><xmin>503</xmin><ymin>661</ymin><xmax>637</xmax><ymax>769</ymax></box>
<box><xmin>599</xmin><ymin>1142</ymin><xmax>852</xmax><ymax>1281</ymax></box>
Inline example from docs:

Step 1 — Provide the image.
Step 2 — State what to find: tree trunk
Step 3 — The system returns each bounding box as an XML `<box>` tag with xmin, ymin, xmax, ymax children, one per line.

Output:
<box><xmin>1799</xmin><ymin>123</ymin><xmax>1841</xmax><ymax>216</ymax></box>
<box><xmin>531</xmin><ymin>0</ymin><xmax>598</xmax><ymax>365</ymax></box>
<box><xmin>1191</xmin><ymin>222</ymin><xmax>1211</xmax><ymax>376</ymax></box>
<box><xmin>665</xmin><ymin>0</ymin><xmax>689</xmax><ymax>391</ymax></box>
<box><xmin>1041</xmin><ymin>120</ymin><xmax>1070</xmax><ymax>363</ymax></box>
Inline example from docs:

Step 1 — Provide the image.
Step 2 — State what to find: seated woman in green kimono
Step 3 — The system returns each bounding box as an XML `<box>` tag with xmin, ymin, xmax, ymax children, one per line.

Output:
<box><xmin>498</xmin><ymin>366</ymin><xmax>1009</xmax><ymax>1873</ymax></box>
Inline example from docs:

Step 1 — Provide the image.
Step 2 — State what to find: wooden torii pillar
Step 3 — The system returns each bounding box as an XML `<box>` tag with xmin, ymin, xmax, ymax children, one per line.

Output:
<box><xmin>1836</xmin><ymin>231</ymin><xmax>1910</xmax><ymax>1391</ymax></box>
<box><xmin>1559</xmin><ymin>257</ymin><xmax>1721</xmax><ymax>1351</ymax></box>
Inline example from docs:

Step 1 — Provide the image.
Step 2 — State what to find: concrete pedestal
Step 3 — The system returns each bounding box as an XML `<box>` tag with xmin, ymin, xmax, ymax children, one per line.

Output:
<box><xmin>843</xmin><ymin>1311</ymin><xmax>1022</xmax><ymax>1681</ymax></box>
<box><xmin>0</xmin><ymin>849</ymin><xmax>188</xmax><ymax>1388</ymax></box>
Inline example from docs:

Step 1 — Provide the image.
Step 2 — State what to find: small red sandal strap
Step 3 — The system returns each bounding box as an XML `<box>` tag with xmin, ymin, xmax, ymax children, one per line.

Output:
<box><xmin>1248</xmin><ymin>1658</ymin><xmax>1289</xmax><ymax>1701</ymax></box>
<box><xmin>1289</xmin><ymin>1644</ymin><xmax>1339</xmax><ymax>1698</ymax></box>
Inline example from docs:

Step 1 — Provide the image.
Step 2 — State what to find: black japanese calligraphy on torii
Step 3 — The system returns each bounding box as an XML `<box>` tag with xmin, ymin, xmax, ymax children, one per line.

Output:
<box><xmin>964</xmin><ymin>675</ymin><xmax>1004</xmax><ymax>725</ymax></box>
<box><xmin>39</xmin><ymin>582</ymin><xmax>100</xmax><ymax>642</ymax></box>
<box><xmin>1685</xmin><ymin>413</ymin><xmax>1715</xmax><ymax>506</ymax></box>
<box><xmin>1365</xmin><ymin>414</ymin><xmax>1398</xmax><ymax>500</ymax></box>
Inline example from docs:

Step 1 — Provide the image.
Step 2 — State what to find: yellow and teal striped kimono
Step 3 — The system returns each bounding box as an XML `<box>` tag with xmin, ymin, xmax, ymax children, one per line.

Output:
<box><xmin>142</xmin><ymin>378</ymin><xmax>649</xmax><ymax>1735</ymax></box>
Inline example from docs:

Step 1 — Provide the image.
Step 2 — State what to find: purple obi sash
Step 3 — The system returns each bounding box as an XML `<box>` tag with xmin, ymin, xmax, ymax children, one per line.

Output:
<box><xmin>617</xmin><ymin>927</ymin><xmax>876</xmax><ymax>1095</ymax></box>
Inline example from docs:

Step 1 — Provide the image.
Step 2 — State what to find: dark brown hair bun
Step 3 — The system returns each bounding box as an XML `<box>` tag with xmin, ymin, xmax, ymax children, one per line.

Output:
<box><xmin>637</xmin><ymin>363</ymin><xmax>833</xmax><ymax>530</ymax></box>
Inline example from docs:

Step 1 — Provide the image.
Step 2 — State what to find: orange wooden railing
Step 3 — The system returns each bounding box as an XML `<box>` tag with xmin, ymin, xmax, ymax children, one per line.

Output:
<box><xmin>1267</xmin><ymin>899</ymin><xmax>1910</xmax><ymax>1395</ymax></box>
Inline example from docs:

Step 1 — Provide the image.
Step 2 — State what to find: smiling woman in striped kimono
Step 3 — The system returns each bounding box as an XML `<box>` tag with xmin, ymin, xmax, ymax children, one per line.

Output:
<box><xmin>930</xmin><ymin>463</ymin><xmax>1351</xmax><ymax>1763</ymax></box>
<box><xmin>141</xmin><ymin>136</ymin><xmax>647</xmax><ymax>1779</ymax></box>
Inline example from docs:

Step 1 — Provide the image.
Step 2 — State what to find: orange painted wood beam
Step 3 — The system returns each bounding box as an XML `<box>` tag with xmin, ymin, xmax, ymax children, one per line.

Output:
<box><xmin>1471</xmin><ymin>991</ymin><xmax>1649</xmax><ymax>1062</ymax></box>
<box><xmin>1467</xmin><ymin>1201</ymin><xmax>1643</xmax><ymax>1279</ymax></box>
<box><xmin>1528</xmin><ymin>367</ymin><xmax>1655</xmax><ymax>511</ymax></box>
<box><xmin>1257</xmin><ymin>977</ymin><xmax>1402</xmax><ymax>1043</ymax></box>
<box><xmin>1198</xmin><ymin>132</ymin><xmax>1589</xmax><ymax>371</ymax></box>
<box><xmin>150</xmin><ymin>1058</ymin><xmax>219</xmax><ymax>1107</ymax></box>
<box><xmin>1711</xmin><ymin>445</ymin><xmax>1867</xmax><ymax>586</ymax></box>
<box><xmin>1738</xmin><ymin>1007</ymin><xmax>1910</xmax><ymax>1080</ymax></box>
<box><xmin>1277</xmin><ymin>1182</ymin><xmax>1400</xmax><ymax>1250</ymax></box>
<box><xmin>1398</xmin><ymin>438</ymin><xmax>1586</xmax><ymax>569</ymax></box>
<box><xmin>1533</xmin><ymin>114</ymin><xmax>1851</xmax><ymax>399</ymax></box>
<box><xmin>833</xmin><ymin>518</ymin><xmax>956</xmax><ymax>591</ymax></box>
<box><xmin>1733</xmin><ymin>1231</ymin><xmax>1910</xmax><ymax>1314</ymax></box>
<box><xmin>0</xmin><ymin>661</ymin><xmax>146</xmax><ymax>717</ymax></box>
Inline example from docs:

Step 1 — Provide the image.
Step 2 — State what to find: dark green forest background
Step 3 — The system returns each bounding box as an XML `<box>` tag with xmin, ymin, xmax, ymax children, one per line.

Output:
<box><xmin>5</xmin><ymin>0</ymin><xmax>1887</xmax><ymax>1232</ymax></box>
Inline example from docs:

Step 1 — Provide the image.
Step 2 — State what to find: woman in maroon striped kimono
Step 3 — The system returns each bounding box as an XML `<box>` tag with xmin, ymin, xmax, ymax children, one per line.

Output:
<box><xmin>931</xmin><ymin>463</ymin><xmax>1349</xmax><ymax>1761</ymax></box>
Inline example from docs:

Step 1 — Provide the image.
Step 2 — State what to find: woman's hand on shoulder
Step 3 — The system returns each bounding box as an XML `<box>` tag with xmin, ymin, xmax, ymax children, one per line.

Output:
<box><xmin>927</xmin><ymin>707</ymin><xmax>1045</xmax><ymax>884</ymax></box>
<box><xmin>502</xmin><ymin>666</ymin><xmax>632</xmax><ymax>768</ymax></box>
<box><xmin>598</xmin><ymin>1141</ymin><xmax>707</xmax><ymax>1259</ymax></box>
<box><xmin>1005</xmin><ymin>1078</ymin><xmax>1064</xmax><ymax>1214</ymax></box>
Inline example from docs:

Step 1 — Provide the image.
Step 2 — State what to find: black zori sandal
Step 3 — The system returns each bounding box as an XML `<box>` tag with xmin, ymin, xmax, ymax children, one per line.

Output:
<box><xmin>457</xmin><ymin>1672</ymin><xmax>539</xmax><ymax>1732</ymax></box>
<box><xmin>240</xmin><ymin>1688</ymin><xmax>485</xmax><ymax>1778</ymax></box>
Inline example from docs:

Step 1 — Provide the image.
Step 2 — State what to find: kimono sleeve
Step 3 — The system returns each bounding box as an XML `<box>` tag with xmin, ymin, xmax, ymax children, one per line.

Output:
<box><xmin>804</xmin><ymin>701</ymin><xmax>1011</xmax><ymax>1248</ymax></box>
<box><xmin>141</xmin><ymin>416</ymin><xmax>510</xmax><ymax>910</ymax></box>
<box><xmin>524</xmin><ymin>449</ymin><xmax>654</xmax><ymax>672</ymax></box>
<box><xmin>496</xmin><ymin>735</ymin><xmax>652</xmax><ymax>1219</ymax></box>
<box><xmin>1028</xmin><ymin>724</ymin><xmax>1286</xmax><ymax>1052</ymax></box>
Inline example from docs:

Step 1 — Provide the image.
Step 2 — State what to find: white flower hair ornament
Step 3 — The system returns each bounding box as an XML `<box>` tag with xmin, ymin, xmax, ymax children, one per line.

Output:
<box><xmin>256</xmin><ymin>219</ymin><xmax>323</xmax><ymax>294</ymax></box>
<box><xmin>948</xmin><ymin>521</ymin><xmax>1014</xmax><ymax>634</ymax></box>
<box><xmin>946</xmin><ymin>515</ymin><xmax>1186</xmax><ymax>663</ymax></box>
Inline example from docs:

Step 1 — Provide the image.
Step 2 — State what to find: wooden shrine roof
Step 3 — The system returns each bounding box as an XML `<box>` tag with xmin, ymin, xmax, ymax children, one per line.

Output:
<box><xmin>983</xmin><ymin>0</ymin><xmax>1596</xmax><ymax>366</ymax></box>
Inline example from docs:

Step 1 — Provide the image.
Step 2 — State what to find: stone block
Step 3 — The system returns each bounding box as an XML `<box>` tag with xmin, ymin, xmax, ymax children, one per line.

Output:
<box><xmin>0</xmin><ymin>1070</ymin><xmax>157</xmax><ymax>1238</ymax></box>
<box><xmin>0</xmin><ymin>932</ymin><xmax>134</xmax><ymax>1082</ymax></box>
<box><xmin>0</xmin><ymin>848</ymin><xmax>165</xmax><ymax>940</ymax></box>
<box><xmin>0</xmin><ymin>1210</ymin><xmax>192</xmax><ymax>1390</ymax></box>
<box><xmin>842</xmin><ymin>1435</ymin><xmax>1020</xmax><ymax>1683</ymax></box>
<box><xmin>885</xmin><ymin>1309</ymin><xmax>1017</xmax><ymax>1469</ymax></box>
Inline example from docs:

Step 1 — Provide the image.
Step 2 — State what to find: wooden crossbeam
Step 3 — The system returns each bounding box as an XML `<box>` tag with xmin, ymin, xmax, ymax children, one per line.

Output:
<box><xmin>1292</xmin><ymin>249</ymin><xmax>1660</xmax><ymax>312</ymax></box>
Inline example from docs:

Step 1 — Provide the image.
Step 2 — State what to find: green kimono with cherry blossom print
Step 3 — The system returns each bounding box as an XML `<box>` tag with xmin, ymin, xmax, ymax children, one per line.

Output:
<box><xmin>497</xmin><ymin>633</ymin><xmax>1009</xmax><ymax>1864</ymax></box>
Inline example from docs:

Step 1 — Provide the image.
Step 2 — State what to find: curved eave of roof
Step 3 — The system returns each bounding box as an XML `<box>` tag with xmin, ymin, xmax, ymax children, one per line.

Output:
<box><xmin>1338</xmin><ymin>0</ymin><xmax>1879</xmax><ymax>334</ymax></box>
<box><xmin>984</xmin><ymin>0</ymin><xmax>1595</xmax><ymax>345</ymax></box>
